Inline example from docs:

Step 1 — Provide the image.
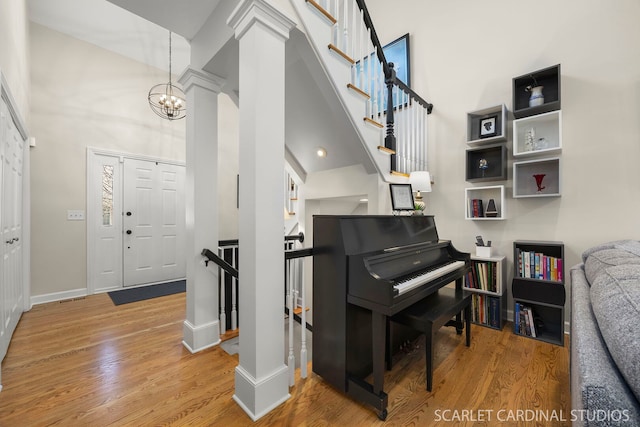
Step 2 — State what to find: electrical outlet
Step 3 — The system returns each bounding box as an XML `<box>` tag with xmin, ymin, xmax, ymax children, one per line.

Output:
<box><xmin>67</xmin><ymin>210</ymin><xmax>85</xmax><ymax>221</ymax></box>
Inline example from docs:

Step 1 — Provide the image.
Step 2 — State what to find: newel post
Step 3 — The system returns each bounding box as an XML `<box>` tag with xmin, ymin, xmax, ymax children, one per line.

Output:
<box><xmin>385</xmin><ymin>63</ymin><xmax>397</xmax><ymax>172</ymax></box>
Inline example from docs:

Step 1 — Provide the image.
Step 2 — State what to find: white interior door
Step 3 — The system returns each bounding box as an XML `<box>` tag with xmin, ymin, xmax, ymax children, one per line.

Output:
<box><xmin>123</xmin><ymin>159</ymin><xmax>185</xmax><ymax>287</ymax></box>
<box><xmin>1</xmin><ymin>99</ymin><xmax>25</xmax><ymax>361</ymax></box>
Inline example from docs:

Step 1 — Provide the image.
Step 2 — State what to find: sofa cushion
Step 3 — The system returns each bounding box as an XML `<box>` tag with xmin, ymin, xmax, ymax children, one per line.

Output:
<box><xmin>581</xmin><ymin>240</ymin><xmax>640</xmax><ymax>263</ymax></box>
<box><xmin>584</xmin><ymin>247</ymin><xmax>640</xmax><ymax>286</ymax></box>
<box><xmin>615</xmin><ymin>240</ymin><xmax>640</xmax><ymax>257</ymax></box>
<box><xmin>590</xmin><ymin>264</ymin><xmax>640</xmax><ymax>402</ymax></box>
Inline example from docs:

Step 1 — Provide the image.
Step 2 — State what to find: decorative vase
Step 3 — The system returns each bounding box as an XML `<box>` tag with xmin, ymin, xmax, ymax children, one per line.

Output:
<box><xmin>533</xmin><ymin>174</ymin><xmax>546</xmax><ymax>192</ymax></box>
<box><xmin>528</xmin><ymin>86</ymin><xmax>544</xmax><ymax>107</ymax></box>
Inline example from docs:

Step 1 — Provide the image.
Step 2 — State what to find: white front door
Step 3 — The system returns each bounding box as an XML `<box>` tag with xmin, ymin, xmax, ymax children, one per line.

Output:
<box><xmin>122</xmin><ymin>159</ymin><xmax>185</xmax><ymax>287</ymax></box>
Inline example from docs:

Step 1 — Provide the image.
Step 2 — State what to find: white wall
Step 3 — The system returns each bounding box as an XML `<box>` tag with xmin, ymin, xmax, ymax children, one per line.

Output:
<box><xmin>218</xmin><ymin>93</ymin><xmax>240</xmax><ymax>240</ymax></box>
<box><xmin>0</xmin><ymin>0</ymin><xmax>30</xmax><ymax>123</ymax></box>
<box><xmin>365</xmin><ymin>0</ymin><xmax>640</xmax><ymax>321</ymax></box>
<box><xmin>30</xmin><ymin>23</ymin><xmax>186</xmax><ymax>298</ymax></box>
<box><xmin>29</xmin><ymin>22</ymin><xmax>243</xmax><ymax>299</ymax></box>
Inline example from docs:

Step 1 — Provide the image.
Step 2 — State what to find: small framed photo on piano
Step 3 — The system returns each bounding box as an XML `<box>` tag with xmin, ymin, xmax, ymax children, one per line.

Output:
<box><xmin>389</xmin><ymin>183</ymin><xmax>415</xmax><ymax>211</ymax></box>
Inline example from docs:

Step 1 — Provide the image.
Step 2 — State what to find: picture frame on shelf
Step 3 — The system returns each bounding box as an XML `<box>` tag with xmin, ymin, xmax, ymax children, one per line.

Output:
<box><xmin>479</xmin><ymin>115</ymin><xmax>498</xmax><ymax>138</ymax></box>
<box><xmin>389</xmin><ymin>183</ymin><xmax>415</xmax><ymax>211</ymax></box>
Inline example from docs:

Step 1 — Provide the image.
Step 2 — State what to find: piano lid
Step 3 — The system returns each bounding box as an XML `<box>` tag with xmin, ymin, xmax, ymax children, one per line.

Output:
<box><xmin>327</xmin><ymin>215</ymin><xmax>440</xmax><ymax>255</ymax></box>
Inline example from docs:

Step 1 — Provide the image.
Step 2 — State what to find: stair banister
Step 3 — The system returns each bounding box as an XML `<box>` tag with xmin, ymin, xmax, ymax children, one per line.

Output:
<box><xmin>352</xmin><ymin>0</ymin><xmax>433</xmax><ymax>175</ymax></box>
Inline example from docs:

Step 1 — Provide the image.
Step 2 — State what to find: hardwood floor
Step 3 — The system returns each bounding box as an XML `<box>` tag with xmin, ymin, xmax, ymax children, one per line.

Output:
<box><xmin>0</xmin><ymin>292</ymin><xmax>570</xmax><ymax>426</ymax></box>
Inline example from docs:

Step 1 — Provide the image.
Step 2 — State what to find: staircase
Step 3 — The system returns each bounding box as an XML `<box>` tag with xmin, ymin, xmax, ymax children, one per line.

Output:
<box><xmin>291</xmin><ymin>0</ymin><xmax>433</xmax><ymax>182</ymax></box>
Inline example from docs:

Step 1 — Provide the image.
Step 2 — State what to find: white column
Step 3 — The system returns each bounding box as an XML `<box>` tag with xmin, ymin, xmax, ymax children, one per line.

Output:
<box><xmin>178</xmin><ymin>68</ymin><xmax>226</xmax><ymax>353</ymax></box>
<box><xmin>227</xmin><ymin>0</ymin><xmax>295</xmax><ymax>421</ymax></box>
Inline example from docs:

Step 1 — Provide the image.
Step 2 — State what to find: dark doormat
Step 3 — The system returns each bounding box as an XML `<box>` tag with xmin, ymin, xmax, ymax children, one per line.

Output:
<box><xmin>108</xmin><ymin>280</ymin><xmax>186</xmax><ymax>305</ymax></box>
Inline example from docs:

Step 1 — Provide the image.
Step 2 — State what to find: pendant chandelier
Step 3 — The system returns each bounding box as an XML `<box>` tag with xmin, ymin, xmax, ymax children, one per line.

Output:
<box><xmin>148</xmin><ymin>31</ymin><xmax>186</xmax><ymax>120</ymax></box>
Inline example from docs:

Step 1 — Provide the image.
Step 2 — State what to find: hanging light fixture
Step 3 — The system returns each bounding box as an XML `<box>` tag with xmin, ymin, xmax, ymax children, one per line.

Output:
<box><xmin>148</xmin><ymin>31</ymin><xmax>186</xmax><ymax>120</ymax></box>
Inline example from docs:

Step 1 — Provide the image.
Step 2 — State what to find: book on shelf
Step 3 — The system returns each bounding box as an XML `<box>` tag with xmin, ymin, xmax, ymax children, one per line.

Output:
<box><xmin>471</xmin><ymin>294</ymin><xmax>500</xmax><ymax>327</ymax></box>
<box><xmin>464</xmin><ymin>260</ymin><xmax>498</xmax><ymax>293</ymax></box>
<box><xmin>467</xmin><ymin>198</ymin><xmax>484</xmax><ymax>218</ymax></box>
<box><xmin>515</xmin><ymin>249</ymin><xmax>563</xmax><ymax>282</ymax></box>
<box><xmin>514</xmin><ymin>302</ymin><xmax>538</xmax><ymax>338</ymax></box>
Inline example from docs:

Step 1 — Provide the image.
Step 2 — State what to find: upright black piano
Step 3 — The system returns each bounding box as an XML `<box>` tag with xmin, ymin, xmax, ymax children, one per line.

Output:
<box><xmin>312</xmin><ymin>215</ymin><xmax>470</xmax><ymax>420</ymax></box>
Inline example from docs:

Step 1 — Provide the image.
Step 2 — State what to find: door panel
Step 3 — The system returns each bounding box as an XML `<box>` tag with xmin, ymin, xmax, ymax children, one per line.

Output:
<box><xmin>123</xmin><ymin>159</ymin><xmax>185</xmax><ymax>287</ymax></box>
<box><xmin>1</xmin><ymin>98</ymin><xmax>25</xmax><ymax>361</ymax></box>
<box><xmin>88</xmin><ymin>155</ymin><xmax>122</xmax><ymax>292</ymax></box>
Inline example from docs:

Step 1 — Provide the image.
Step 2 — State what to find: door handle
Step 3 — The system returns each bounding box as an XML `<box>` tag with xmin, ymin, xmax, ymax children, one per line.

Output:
<box><xmin>126</xmin><ymin>212</ymin><xmax>132</xmax><ymax>216</ymax></box>
<box><xmin>126</xmin><ymin>230</ymin><xmax>132</xmax><ymax>235</ymax></box>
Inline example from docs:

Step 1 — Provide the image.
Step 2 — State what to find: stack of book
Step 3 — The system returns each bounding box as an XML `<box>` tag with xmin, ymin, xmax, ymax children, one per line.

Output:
<box><xmin>467</xmin><ymin>198</ymin><xmax>484</xmax><ymax>218</ymax></box>
<box><xmin>514</xmin><ymin>303</ymin><xmax>540</xmax><ymax>337</ymax></box>
<box><xmin>471</xmin><ymin>294</ymin><xmax>500</xmax><ymax>328</ymax></box>
<box><xmin>515</xmin><ymin>249</ymin><xmax>563</xmax><ymax>281</ymax></box>
<box><xmin>464</xmin><ymin>261</ymin><xmax>498</xmax><ymax>292</ymax></box>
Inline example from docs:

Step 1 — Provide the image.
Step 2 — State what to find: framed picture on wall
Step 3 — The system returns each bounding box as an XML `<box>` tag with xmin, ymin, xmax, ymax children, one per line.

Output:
<box><xmin>389</xmin><ymin>183</ymin><xmax>415</xmax><ymax>211</ymax></box>
<box><xmin>479</xmin><ymin>115</ymin><xmax>498</xmax><ymax>138</ymax></box>
<box><xmin>355</xmin><ymin>33</ymin><xmax>411</xmax><ymax>112</ymax></box>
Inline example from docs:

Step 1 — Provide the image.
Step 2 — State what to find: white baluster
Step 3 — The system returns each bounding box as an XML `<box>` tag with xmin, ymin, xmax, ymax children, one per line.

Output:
<box><xmin>410</xmin><ymin>98</ymin><xmax>415</xmax><ymax>172</ymax></box>
<box><xmin>423</xmin><ymin>106</ymin><xmax>428</xmax><ymax>169</ymax></box>
<box><xmin>218</xmin><ymin>248</ymin><xmax>226</xmax><ymax>335</ymax></box>
<box><xmin>287</xmin><ymin>258</ymin><xmax>295</xmax><ymax>386</ymax></box>
<box><xmin>299</xmin><ymin>257</ymin><xmax>308</xmax><ymax>378</ymax></box>
<box><xmin>231</xmin><ymin>247</ymin><xmax>238</xmax><ymax>330</ymax></box>
<box><xmin>359</xmin><ymin>9</ymin><xmax>364</xmax><ymax>90</ymax></box>
<box><xmin>366</xmin><ymin>30</ymin><xmax>372</xmax><ymax>116</ymax></box>
<box><xmin>330</xmin><ymin>0</ymin><xmax>336</xmax><ymax>47</ymax></box>
<box><xmin>342</xmin><ymin>0</ymin><xmax>348</xmax><ymax>53</ymax></box>
<box><xmin>351</xmin><ymin>0</ymin><xmax>356</xmax><ymax>61</ymax></box>
<box><xmin>372</xmin><ymin>60</ymin><xmax>377</xmax><ymax>117</ymax></box>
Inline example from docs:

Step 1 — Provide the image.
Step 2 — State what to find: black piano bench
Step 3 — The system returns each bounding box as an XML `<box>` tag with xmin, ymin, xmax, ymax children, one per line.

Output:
<box><xmin>389</xmin><ymin>287</ymin><xmax>471</xmax><ymax>392</ymax></box>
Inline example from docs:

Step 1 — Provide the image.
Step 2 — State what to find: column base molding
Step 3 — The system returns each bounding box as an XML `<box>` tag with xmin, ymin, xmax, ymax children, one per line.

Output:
<box><xmin>233</xmin><ymin>364</ymin><xmax>290</xmax><ymax>421</ymax></box>
<box><xmin>182</xmin><ymin>319</ymin><xmax>220</xmax><ymax>353</ymax></box>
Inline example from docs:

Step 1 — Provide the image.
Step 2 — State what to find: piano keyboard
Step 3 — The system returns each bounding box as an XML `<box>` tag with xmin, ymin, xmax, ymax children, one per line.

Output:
<box><xmin>393</xmin><ymin>260</ymin><xmax>466</xmax><ymax>295</ymax></box>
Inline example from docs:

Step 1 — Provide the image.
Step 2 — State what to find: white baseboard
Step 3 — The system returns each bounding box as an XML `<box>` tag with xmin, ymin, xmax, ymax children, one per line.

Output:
<box><xmin>182</xmin><ymin>319</ymin><xmax>220</xmax><ymax>353</ymax></box>
<box><xmin>233</xmin><ymin>364</ymin><xmax>290</xmax><ymax>421</ymax></box>
<box><xmin>30</xmin><ymin>288</ymin><xmax>88</xmax><ymax>306</ymax></box>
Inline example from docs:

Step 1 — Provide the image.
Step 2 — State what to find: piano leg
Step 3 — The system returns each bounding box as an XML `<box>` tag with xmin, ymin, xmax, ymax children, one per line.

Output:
<box><xmin>346</xmin><ymin>310</ymin><xmax>389</xmax><ymax>420</ymax></box>
<box><xmin>372</xmin><ymin>311</ymin><xmax>385</xmax><ymax>395</ymax></box>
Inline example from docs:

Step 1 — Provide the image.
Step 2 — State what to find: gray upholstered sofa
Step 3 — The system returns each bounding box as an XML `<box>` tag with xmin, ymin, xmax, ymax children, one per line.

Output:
<box><xmin>571</xmin><ymin>240</ymin><xmax>640</xmax><ymax>426</ymax></box>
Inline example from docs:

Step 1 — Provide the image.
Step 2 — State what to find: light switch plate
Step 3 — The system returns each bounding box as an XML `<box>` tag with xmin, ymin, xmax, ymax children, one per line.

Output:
<box><xmin>67</xmin><ymin>210</ymin><xmax>85</xmax><ymax>221</ymax></box>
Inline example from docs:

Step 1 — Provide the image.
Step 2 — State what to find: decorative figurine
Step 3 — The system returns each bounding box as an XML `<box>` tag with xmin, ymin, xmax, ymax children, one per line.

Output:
<box><xmin>485</xmin><ymin>199</ymin><xmax>498</xmax><ymax>217</ymax></box>
<box><xmin>524</xmin><ymin>128</ymin><xmax>535</xmax><ymax>152</ymax></box>
<box><xmin>478</xmin><ymin>158</ymin><xmax>488</xmax><ymax>177</ymax></box>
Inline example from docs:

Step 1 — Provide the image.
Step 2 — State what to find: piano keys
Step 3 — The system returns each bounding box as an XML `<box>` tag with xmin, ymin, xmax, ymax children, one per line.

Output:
<box><xmin>312</xmin><ymin>215</ymin><xmax>470</xmax><ymax>420</ymax></box>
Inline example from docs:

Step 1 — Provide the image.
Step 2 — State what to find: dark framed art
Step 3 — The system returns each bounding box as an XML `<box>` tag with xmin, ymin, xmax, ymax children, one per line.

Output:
<box><xmin>382</xmin><ymin>33</ymin><xmax>410</xmax><ymax>87</ymax></box>
<box><xmin>479</xmin><ymin>115</ymin><xmax>498</xmax><ymax>138</ymax></box>
<box><xmin>356</xmin><ymin>33</ymin><xmax>410</xmax><ymax>111</ymax></box>
<box><xmin>389</xmin><ymin>183</ymin><xmax>415</xmax><ymax>210</ymax></box>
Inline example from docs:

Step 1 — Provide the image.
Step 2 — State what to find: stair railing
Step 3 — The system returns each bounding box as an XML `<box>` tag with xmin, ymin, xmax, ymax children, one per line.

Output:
<box><xmin>203</xmin><ymin>244</ymin><xmax>239</xmax><ymax>334</ymax></box>
<box><xmin>312</xmin><ymin>0</ymin><xmax>433</xmax><ymax>175</ymax></box>
<box><xmin>284</xmin><ymin>242</ymin><xmax>314</xmax><ymax>386</ymax></box>
<box><xmin>202</xmin><ymin>233</ymin><xmax>312</xmax><ymax>387</ymax></box>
